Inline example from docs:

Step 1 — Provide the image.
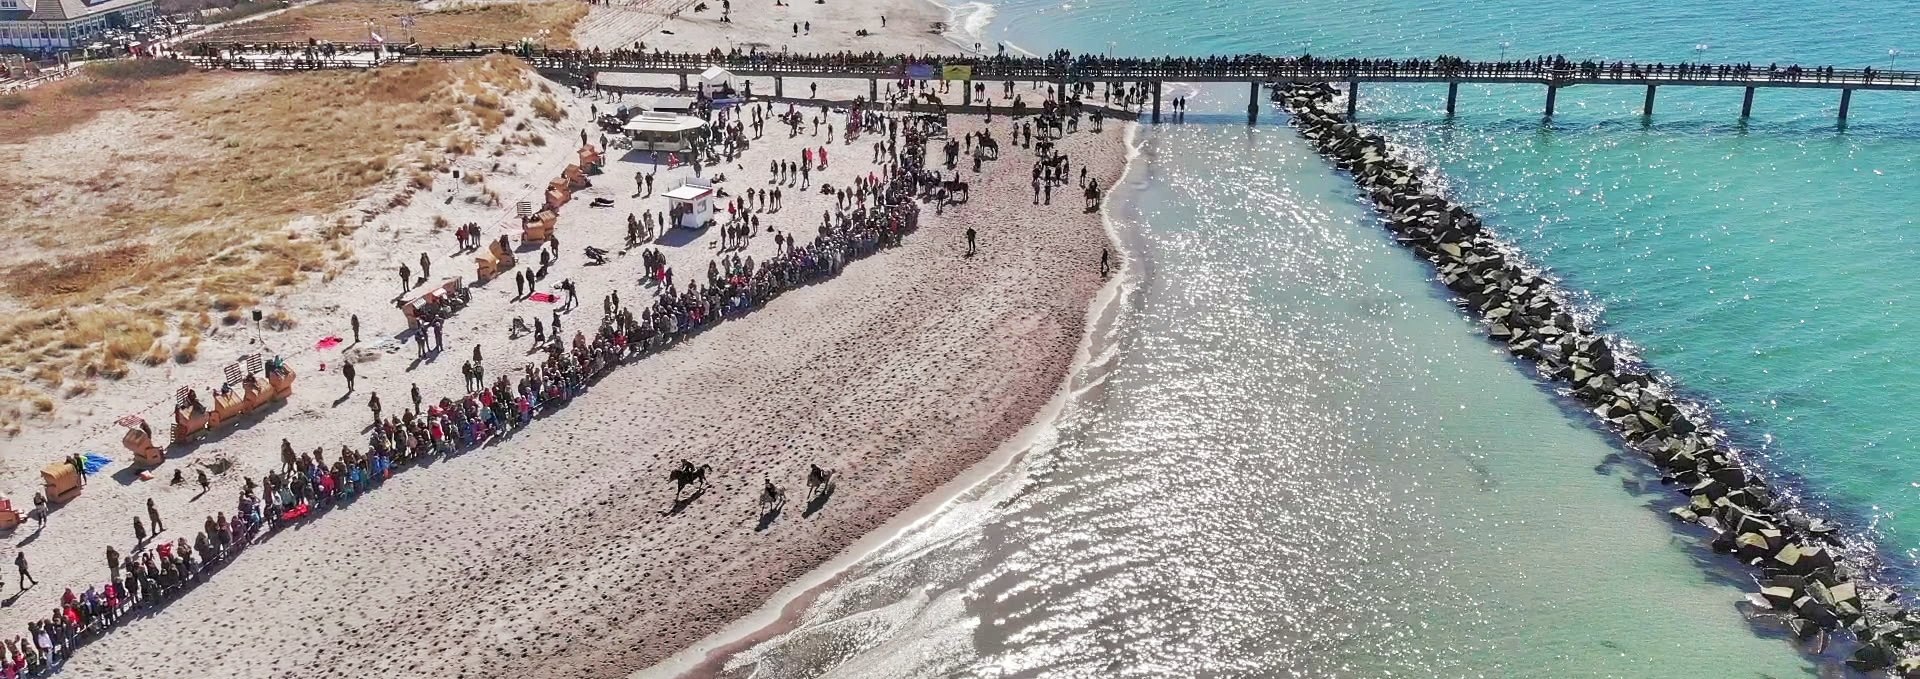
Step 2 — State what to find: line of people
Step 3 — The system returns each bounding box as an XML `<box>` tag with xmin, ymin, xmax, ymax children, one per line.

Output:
<box><xmin>0</xmin><ymin>112</ymin><xmax>943</xmax><ymax>677</ymax></box>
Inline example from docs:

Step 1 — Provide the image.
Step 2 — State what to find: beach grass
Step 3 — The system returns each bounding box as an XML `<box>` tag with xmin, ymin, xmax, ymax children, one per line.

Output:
<box><xmin>194</xmin><ymin>0</ymin><xmax>589</xmax><ymax>48</ymax></box>
<box><xmin>0</xmin><ymin>54</ymin><xmax>540</xmax><ymax>432</ymax></box>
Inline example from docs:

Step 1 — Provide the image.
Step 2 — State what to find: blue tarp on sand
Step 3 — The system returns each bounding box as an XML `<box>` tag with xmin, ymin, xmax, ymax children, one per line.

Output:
<box><xmin>82</xmin><ymin>453</ymin><xmax>112</xmax><ymax>474</ymax></box>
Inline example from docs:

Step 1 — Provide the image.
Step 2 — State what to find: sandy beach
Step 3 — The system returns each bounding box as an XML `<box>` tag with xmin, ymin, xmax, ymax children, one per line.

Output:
<box><xmin>0</xmin><ymin>0</ymin><xmax>1129</xmax><ymax>675</ymax></box>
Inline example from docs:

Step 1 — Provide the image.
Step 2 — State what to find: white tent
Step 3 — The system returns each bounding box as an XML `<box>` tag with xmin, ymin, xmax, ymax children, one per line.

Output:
<box><xmin>663</xmin><ymin>179</ymin><xmax>716</xmax><ymax>229</ymax></box>
<box><xmin>698</xmin><ymin>66</ymin><xmax>734</xmax><ymax>96</ymax></box>
<box><xmin>621</xmin><ymin>112</ymin><xmax>707</xmax><ymax>154</ymax></box>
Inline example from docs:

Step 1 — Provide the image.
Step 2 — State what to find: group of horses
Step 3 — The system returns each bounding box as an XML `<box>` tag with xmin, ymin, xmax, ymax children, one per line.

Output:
<box><xmin>667</xmin><ymin>459</ymin><xmax>836</xmax><ymax>514</ymax></box>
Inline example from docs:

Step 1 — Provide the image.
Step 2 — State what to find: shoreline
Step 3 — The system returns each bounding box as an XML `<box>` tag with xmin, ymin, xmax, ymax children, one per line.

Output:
<box><xmin>635</xmin><ymin>119</ymin><xmax>1149</xmax><ymax>678</ymax></box>
<box><xmin>1</xmin><ymin>7</ymin><xmax>1136</xmax><ymax>673</ymax></box>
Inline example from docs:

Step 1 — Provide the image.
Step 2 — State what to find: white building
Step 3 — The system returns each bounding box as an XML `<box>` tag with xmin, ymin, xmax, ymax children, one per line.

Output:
<box><xmin>0</xmin><ymin>0</ymin><xmax>157</xmax><ymax>51</ymax></box>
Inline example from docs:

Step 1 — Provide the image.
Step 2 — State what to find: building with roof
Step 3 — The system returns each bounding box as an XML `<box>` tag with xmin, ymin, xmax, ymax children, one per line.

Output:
<box><xmin>0</xmin><ymin>0</ymin><xmax>156</xmax><ymax>51</ymax></box>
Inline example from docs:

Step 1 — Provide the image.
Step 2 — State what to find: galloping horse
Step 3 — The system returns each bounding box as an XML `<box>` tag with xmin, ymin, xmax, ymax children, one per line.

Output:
<box><xmin>669</xmin><ymin>460</ymin><xmax>711</xmax><ymax>498</ymax></box>
<box><xmin>760</xmin><ymin>477</ymin><xmax>785</xmax><ymax>511</ymax></box>
<box><xmin>806</xmin><ymin>464</ymin><xmax>835</xmax><ymax>500</ymax></box>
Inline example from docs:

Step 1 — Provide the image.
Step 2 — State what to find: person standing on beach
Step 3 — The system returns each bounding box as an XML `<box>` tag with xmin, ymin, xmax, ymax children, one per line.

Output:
<box><xmin>1101</xmin><ymin>247</ymin><xmax>1111</xmax><ymax>278</ymax></box>
<box><xmin>106</xmin><ymin>546</ymin><xmax>120</xmax><ymax>582</ymax></box>
<box><xmin>411</xmin><ymin>383</ymin><xmax>422</xmax><ymax>412</ymax></box>
<box><xmin>419</xmin><ymin>252</ymin><xmax>431</xmax><ymax>281</ymax></box>
<box><xmin>133</xmin><ymin>517</ymin><xmax>146</xmax><ymax>544</ymax></box>
<box><xmin>965</xmin><ymin>227</ymin><xmax>977</xmax><ymax>256</ymax></box>
<box><xmin>350</xmin><ymin>314</ymin><xmax>361</xmax><ymax>344</ymax></box>
<box><xmin>432</xmin><ymin>321</ymin><xmax>444</xmax><ymax>352</ymax></box>
<box><xmin>147</xmin><ymin>498</ymin><xmax>164</xmax><ymax>533</ymax></box>
<box><xmin>342</xmin><ymin>360</ymin><xmax>356</xmax><ymax>392</ymax></box>
<box><xmin>14</xmin><ymin>553</ymin><xmax>31</xmax><ymax>590</ymax></box>
<box><xmin>369</xmin><ymin>393</ymin><xmax>382</xmax><ymax>427</ymax></box>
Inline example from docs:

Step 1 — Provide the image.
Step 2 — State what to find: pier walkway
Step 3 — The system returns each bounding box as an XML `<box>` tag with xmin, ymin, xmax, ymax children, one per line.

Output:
<box><xmin>180</xmin><ymin>43</ymin><xmax>1920</xmax><ymax>124</ymax></box>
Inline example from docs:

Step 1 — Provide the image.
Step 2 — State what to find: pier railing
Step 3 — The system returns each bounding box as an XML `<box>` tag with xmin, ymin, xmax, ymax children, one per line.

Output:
<box><xmin>176</xmin><ymin>43</ymin><xmax>1920</xmax><ymax>122</ymax></box>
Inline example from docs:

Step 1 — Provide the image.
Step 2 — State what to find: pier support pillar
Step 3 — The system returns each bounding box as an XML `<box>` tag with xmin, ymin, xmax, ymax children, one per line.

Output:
<box><xmin>1544</xmin><ymin>84</ymin><xmax>1558</xmax><ymax>117</ymax></box>
<box><xmin>1445</xmin><ymin>81</ymin><xmax>1458</xmax><ymax>116</ymax></box>
<box><xmin>678</xmin><ymin>72</ymin><xmax>688</xmax><ymax>91</ymax></box>
<box><xmin>1346</xmin><ymin>80</ymin><xmax>1357</xmax><ymax>116</ymax></box>
<box><xmin>1247</xmin><ymin>81</ymin><xmax>1259</xmax><ymax>125</ymax></box>
<box><xmin>774</xmin><ymin>76</ymin><xmax>784</xmax><ymax>98</ymax></box>
<box><xmin>1839</xmin><ymin>88</ymin><xmax>1853</xmax><ymax>122</ymax></box>
<box><xmin>963</xmin><ymin>80</ymin><xmax>972</xmax><ymax>106</ymax></box>
<box><xmin>1741</xmin><ymin>86</ymin><xmax>1755</xmax><ymax>118</ymax></box>
<box><xmin>870</xmin><ymin>78</ymin><xmax>878</xmax><ymax>101</ymax></box>
<box><xmin>1151</xmin><ymin>81</ymin><xmax>1162</xmax><ymax>124</ymax></box>
<box><xmin>1642</xmin><ymin>85</ymin><xmax>1656</xmax><ymax>116</ymax></box>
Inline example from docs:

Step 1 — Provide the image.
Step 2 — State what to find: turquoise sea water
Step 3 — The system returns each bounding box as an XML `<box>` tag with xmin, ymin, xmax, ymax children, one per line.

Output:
<box><xmin>986</xmin><ymin>0</ymin><xmax>1920</xmax><ymax>571</ymax></box>
<box><xmin>704</xmin><ymin>1</ymin><xmax>1920</xmax><ymax>675</ymax></box>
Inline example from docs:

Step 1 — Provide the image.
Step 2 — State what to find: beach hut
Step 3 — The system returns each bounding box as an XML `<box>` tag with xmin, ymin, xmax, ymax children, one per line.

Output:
<box><xmin>698</xmin><ymin>65</ymin><xmax>734</xmax><ymax>97</ymax></box>
<box><xmin>578</xmin><ymin>144</ymin><xmax>604</xmax><ymax>173</ymax></box>
<box><xmin>544</xmin><ymin>176</ymin><xmax>574</xmax><ymax>212</ymax></box>
<box><xmin>117</xmin><ymin>415</ymin><xmax>165</xmax><ymax>467</ymax></box>
<box><xmin>522</xmin><ymin>209</ymin><xmax>558</xmax><ymax>243</ymax></box>
<box><xmin>42</xmin><ymin>462</ymin><xmax>80</xmax><ymax>504</ymax></box>
<box><xmin>0</xmin><ymin>499</ymin><xmax>22</xmax><ymax>530</ymax></box>
<box><xmin>475</xmin><ymin>235</ymin><xmax>516</xmax><ymax>282</ymax></box>
<box><xmin>397</xmin><ymin>277</ymin><xmax>465</xmax><ymax>329</ymax></box>
<box><xmin>663</xmin><ymin>179</ymin><xmax>716</xmax><ymax>229</ymax></box>
<box><xmin>622</xmin><ymin>112</ymin><xmax>707</xmax><ymax>155</ymax></box>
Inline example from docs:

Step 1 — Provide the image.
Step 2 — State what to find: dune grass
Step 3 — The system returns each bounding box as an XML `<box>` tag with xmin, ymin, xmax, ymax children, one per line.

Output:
<box><xmin>0</xmin><ymin>55</ymin><xmax>539</xmax><ymax>433</ymax></box>
<box><xmin>196</xmin><ymin>0</ymin><xmax>588</xmax><ymax>48</ymax></box>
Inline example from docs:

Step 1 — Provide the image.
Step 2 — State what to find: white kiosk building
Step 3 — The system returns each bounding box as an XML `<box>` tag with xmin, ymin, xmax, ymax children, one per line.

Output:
<box><xmin>663</xmin><ymin>179</ymin><xmax>716</xmax><ymax>229</ymax></box>
<box><xmin>621</xmin><ymin>111</ymin><xmax>707</xmax><ymax>155</ymax></box>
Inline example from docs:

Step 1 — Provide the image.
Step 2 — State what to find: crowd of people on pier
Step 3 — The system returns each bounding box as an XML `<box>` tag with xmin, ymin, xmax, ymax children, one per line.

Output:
<box><xmin>171</xmin><ymin>38</ymin><xmax>1920</xmax><ymax>87</ymax></box>
<box><xmin>513</xmin><ymin>45</ymin><xmax>1918</xmax><ymax>86</ymax></box>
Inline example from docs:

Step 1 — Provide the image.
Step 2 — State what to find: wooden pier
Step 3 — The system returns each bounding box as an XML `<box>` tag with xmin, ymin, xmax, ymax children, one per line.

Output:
<box><xmin>184</xmin><ymin>44</ymin><xmax>1920</xmax><ymax>125</ymax></box>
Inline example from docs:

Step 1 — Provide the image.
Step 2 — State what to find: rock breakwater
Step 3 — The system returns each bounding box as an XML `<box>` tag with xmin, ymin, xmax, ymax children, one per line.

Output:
<box><xmin>1275</xmin><ymin>81</ymin><xmax>1919</xmax><ymax>675</ymax></box>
